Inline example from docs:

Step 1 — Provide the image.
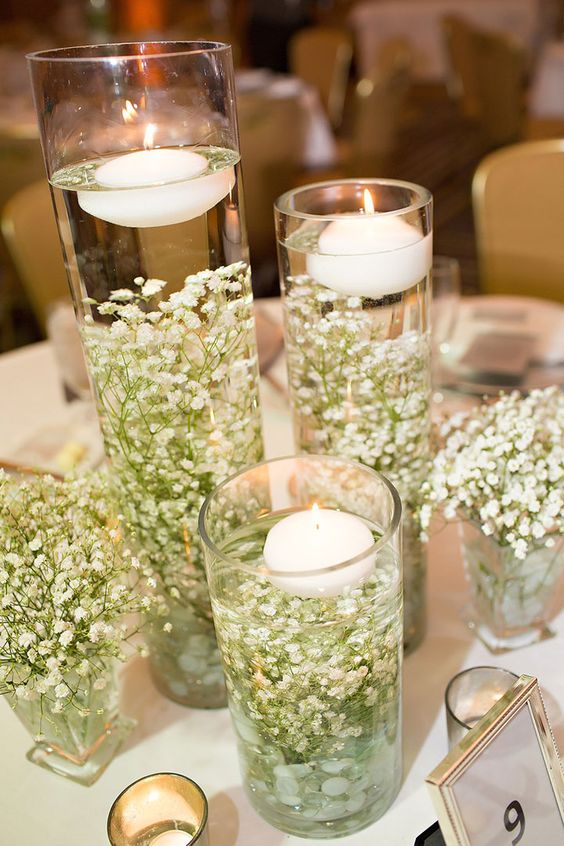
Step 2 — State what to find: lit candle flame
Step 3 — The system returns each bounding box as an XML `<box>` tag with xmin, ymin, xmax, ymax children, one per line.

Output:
<box><xmin>312</xmin><ymin>502</ymin><xmax>320</xmax><ymax>530</ymax></box>
<box><xmin>143</xmin><ymin>122</ymin><xmax>156</xmax><ymax>150</ymax></box>
<box><xmin>362</xmin><ymin>189</ymin><xmax>375</xmax><ymax>214</ymax></box>
<box><xmin>121</xmin><ymin>99</ymin><xmax>138</xmax><ymax>123</ymax></box>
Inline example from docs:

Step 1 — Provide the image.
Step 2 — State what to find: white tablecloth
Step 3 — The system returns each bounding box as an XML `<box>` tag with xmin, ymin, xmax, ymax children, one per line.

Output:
<box><xmin>529</xmin><ymin>40</ymin><xmax>564</xmax><ymax>117</ymax></box>
<box><xmin>350</xmin><ymin>0</ymin><xmax>540</xmax><ymax>80</ymax></box>
<box><xmin>1</xmin><ymin>332</ymin><xmax>563</xmax><ymax>846</ymax></box>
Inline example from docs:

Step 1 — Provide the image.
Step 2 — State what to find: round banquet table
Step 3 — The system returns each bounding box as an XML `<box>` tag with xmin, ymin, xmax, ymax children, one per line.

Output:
<box><xmin>0</xmin><ymin>334</ymin><xmax>563</xmax><ymax>846</ymax></box>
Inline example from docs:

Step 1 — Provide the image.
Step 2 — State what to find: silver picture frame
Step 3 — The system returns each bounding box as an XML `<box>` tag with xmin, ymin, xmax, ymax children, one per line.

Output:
<box><xmin>426</xmin><ymin>674</ymin><xmax>564</xmax><ymax>845</ymax></box>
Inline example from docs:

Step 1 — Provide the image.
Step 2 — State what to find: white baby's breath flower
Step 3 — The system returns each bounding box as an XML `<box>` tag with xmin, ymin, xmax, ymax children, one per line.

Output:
<box><xmin>0</xmin><ymin>470</ymin><xmax>155</xmax><ymax>709</ymax></box>
<box><xmin>109</xmin><ymin>288</ymin><xmax>135</xmax><ymax>302</ymax></box>
<box><xmin>141</xmin><ymin>278</ymin><xmax>167</xmax><ymax>297</ymax></box>
<box><xmin>423</xmin><ymin>387</ymin><xmax>564</xmax><ymax>558</ymax></box>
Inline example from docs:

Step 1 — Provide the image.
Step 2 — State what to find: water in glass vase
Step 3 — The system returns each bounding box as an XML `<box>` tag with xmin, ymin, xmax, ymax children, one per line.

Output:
<box><xmin>49</xmin><ymin>146</ymin><xmax>264</xmax><ymax>708</ymax></box>
<box><xmin>278</xmin><ymin>231</ymin><xmax>432</xmax><ymax>655</ymax></box>
<box><xmin>209</xmin><ymin>512</ymin><xmax>403</xmax><ymax>838</ymax></box>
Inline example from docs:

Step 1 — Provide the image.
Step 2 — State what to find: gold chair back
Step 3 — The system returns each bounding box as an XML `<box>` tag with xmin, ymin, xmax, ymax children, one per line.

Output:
<box><xmin>2</xmin><ymin>179</ymin><xmax>69</xmax><ymax>332</ymax></box>
<box><xmin>473</xmin><ymin>139</ymin><xmax>564</xmax><ymax>302</ymax></box>
<box><xmin>238</xmin><ymin>94</ymin><xmax>307</xmax><ymax>283</ymax></box>
<box><xmin>350</xmin><ymin>51</ymin><xmax>412</xmax><ymax>175</ymax></box>
<box><xmin>442</xmin><ymin>15</ymin><xmax>481</xmax><ymax>119</ymax></box>
<box><xmin>289</xmin><ymin>26</ymin><xmax>352</xmax><ymax>129</ymax></box>
<box><xmin>442</xmin><ymin>15</ymin><xmax>526</xmax><ymax>145</ymax></box>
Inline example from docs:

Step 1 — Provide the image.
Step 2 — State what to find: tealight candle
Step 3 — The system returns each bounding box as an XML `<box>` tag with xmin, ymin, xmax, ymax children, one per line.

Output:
<box><xmin>107</xmin><ymin>773</ymin><xmax>208</xmax><ymax>846</ymax></box>
<box><xmin>263</xmin><ymin>504</ymin><xmax>375</xmax><ymax>598</ymax></box>
<box><xmin>151</xmin><ymin>831</ymin><xmax>193</xmax><ymax>846</ymax></box>
<box><xmin>78</xmin><ymin>128</ymin><xmax>235</xmax><ymax>228</ymax></box>
<box><xmin>306</xmin><ymin>189</ymin><xmax>432</xmax><ymax>298</ymax></box>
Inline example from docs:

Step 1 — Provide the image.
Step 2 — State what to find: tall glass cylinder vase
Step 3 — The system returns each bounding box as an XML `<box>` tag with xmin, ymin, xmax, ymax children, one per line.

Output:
<box><xmin>200</xmin><ymin>455</ymin><xmax>403</xmax><ymax>838</ymax></box>
<box><xmin>28</xmin><ymin>43</ymin><xmax>263</xmax><ymax>707</ymax></box>
<box><xmin>275</xmin><ymin>180</ymin><xmax>432</xmax><ymax>654</ymax></box>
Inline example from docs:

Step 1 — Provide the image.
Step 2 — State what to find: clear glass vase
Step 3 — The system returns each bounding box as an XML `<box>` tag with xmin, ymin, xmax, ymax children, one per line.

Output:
<box><xmin>200</xmin><ymin>455</ymin><xmax>403</xmax><ymax>838</ymax></box>
<box><xmin>8</xmin><ymin>661</ymin><xmax>134</xmax><ymax>786</ymax></box>
<box><xmin>274</xmin><ymin>179</ymin><xmax>432</xmax><ymax>654</ymax></box>
<box><xmin>28</xmin><ymin>43</ymin><xmax>264</xmax><ymax>707</ymax></box>
<box><xmin>460</xmin><ymin>521</ymin><xmax>564</xmax><ymax>652</ymax></box>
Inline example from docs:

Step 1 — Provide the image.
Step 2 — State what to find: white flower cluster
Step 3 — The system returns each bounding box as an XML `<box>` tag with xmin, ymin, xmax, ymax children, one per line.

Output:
<box><xmin>283</xmin><ymin>277</ymin><xmax>431</xmax><ymax>505</ymax></box>
<box><xmin>420</xmin><ymin>387</ymin><xmax>564</xmax><ymax>558</ymax></box>
<box><xmin>81</xmin><ymin>263</ymin><xmax>263</xmax><ymax>605</ymax></box>
<box><xmin>0</xmin><ymin>470</ymin><xmax>156</xmax><ymax>709</ymax></box>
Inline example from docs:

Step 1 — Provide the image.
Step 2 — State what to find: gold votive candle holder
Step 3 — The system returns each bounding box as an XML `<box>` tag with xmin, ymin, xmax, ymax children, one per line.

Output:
<box><xmin>107</xmin><ymin>772</ymin><xmax>209</xmax><ymax>846</ymax></box>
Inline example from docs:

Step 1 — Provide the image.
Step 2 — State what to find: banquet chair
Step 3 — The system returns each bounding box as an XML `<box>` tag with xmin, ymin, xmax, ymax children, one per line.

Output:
<box><xmin>238</xmin><ymin>94</ymin><xmax>307</xmax><ymax>293</ymax></box>
<box><xmin>289</xmin><ymin>26</ymin><xmax>353</xmax><ymax>130</ymax></box>
<box><xmin>0</xmin><ymin>134</ymin><xmax>46</xmax><ymax>345</ymax></box>
<box><xmin>349</xmin><ymin>54</ymin><xmax>412</xmax><ymax>176</ymax></box>
<box><xmin>443</xmin><ymin>17</ymin><xmax>527</xmax><ymax>146</ymax></box>
<box><xmin>473</xmin><ymin>139</ymin><xmax>564</xmax><ymax>302</ymax></box>
<box><xmin>2</xmin><ymin>179</ymin><xmax>69</xmax><ymax>333</ymax></box>
<box><xmin>442</xmin><ymin>15</ymin><xmax>481</xmax><ymax>120</ymax></box>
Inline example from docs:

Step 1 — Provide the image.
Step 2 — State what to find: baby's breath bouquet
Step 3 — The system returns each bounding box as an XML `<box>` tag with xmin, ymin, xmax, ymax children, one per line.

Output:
<box><xmin>0</xmin><ymin>469</ymin><xmax>156</xmax><ymax>784</ymax></box>
<box><xmin>421</xmin><ymin>387</ymin><xmax>564</xmax><ymax>651</ymax></box>
<box><xmin>81</xmin><ymin>262</ymin><xmax>263</xmax><ymax>707</ymax></box>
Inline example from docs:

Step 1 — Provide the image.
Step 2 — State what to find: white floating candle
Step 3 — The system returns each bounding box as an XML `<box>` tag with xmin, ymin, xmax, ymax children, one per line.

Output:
<box><xmin>263</xmin><ymin>505</ymin><xmax>375</xmax><ymax>598</ymax></box>
<box><xmin>78</xmin><ymin>128</ymin><xmax>235</xmax><ymax>228</ymax></box>
<box><xmin>150</xmin><ymin>830</ymin><xmax>193</xmax><ymax>846</ymax></box>
<box><xmin>306</xmin><ymin>189</ymin><xmax>432</xmax><ymax>298</ymax></box>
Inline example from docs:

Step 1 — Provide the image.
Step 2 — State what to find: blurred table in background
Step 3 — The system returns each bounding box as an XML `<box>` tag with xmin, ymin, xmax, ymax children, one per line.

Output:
<box><xmin>350</xmin><ymin>0</ymin><xmax>540</xmax><ymax>80</ymax></box>
<box><xmin>236</xmin><ymin>69</ymin><xmax>337</xmax><ymax>170</ymax></box>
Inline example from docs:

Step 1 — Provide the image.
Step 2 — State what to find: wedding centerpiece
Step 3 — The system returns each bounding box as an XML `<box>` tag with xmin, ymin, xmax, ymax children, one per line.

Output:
<box><xmin>420</xmin><ymin>386</ymin><xmax>564</xmax><ymax>651</ymax></box>
<box><xmin>0</xmin><ymin>470</ymin><xmax>156</xmax><ymax>784</ymax></box>
<box><xmin>27</xmin><ymin>41</ymin><xmax>264</xmax><ymax>707</ymax></box>
<box><xmin>274</xmin><ymin>179</ymin><xmax>433</xmax><ymax>654</ymax></box>
<box><xmin>200</xmin><ymin>456</ymin><xmax>403</xmax><ymax>838</ymax></box>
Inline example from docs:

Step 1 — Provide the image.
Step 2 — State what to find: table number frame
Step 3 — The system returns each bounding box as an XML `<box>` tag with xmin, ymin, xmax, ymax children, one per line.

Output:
<box><xmin>426</xmin><ymin>674</ymin><xmax>564</xmax><ymax>846</ymax></box>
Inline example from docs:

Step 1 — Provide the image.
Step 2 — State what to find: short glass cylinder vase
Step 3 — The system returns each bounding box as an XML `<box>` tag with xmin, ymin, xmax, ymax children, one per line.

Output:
<box><xmin>200</xmin><ymin>455</ymin><xmax>403</xmax><ymax>838</ymax></box>
<box><xmin>460</xmin><ymin>521</ymin><xmax>564</xmax><ymax>653</ymax></box>
<box><xmin>7</xmin><ymin>661</ymin><xmax>134</xmax><ymax>786</ymax></box>
<box><xmin>28</xmin><ymin>43</ymin><xmax>264</xmax><ymax>707</ymax></box>
<box><xmin>274</xmin><ymin>179</ymin><xmax>432</xmax><ymax>654</ymax></box>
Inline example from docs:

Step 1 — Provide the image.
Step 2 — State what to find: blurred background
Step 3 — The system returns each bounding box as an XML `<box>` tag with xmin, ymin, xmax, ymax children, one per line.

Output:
<box><xmin>1</xmin><ymin>0</ymin><xmax>564</xmax><ymax>353</ymax></box>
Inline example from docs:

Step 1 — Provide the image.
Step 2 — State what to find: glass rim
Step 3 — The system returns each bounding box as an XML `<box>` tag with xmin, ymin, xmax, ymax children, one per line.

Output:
<box><xmin>27</xmin><ymin>40</ymin><xmax>231</xmax><ymax>63</ymax></box>
<box><xmin>445</xmin><ymin>665</ymin><xmax>519</xmax><ymax>731</ymax></box>
<box><xmin>198</xmin><ymin>454</ymin><xmax>402</xmax><ymax>578</ymax></box>
<box><xmin>107</xmin><ymin>772</ymin><xmax>208</xmax><ymax>845</ymax></box>
<box><xmin>274</xmin><ymin>177</ymin><xmax>432</xmax><ymax>221</ymax></box>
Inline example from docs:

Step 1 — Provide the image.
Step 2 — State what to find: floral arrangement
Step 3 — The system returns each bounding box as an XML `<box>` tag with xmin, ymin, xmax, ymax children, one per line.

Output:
<box><xmin>282</xmin><ymin>274</ymin><xmax>431</xmax><ymax>651</ymax></box>
<box><xmin>283</xmin><ymin>277</ymin><xmax>431</xmax><ymax>505</ymax></box>
<box><xmin>0</xmin><ymin>469</ymin><xmax>155</xmax><ymax>713</ymax></box>
<box><xmin>420</xmin><ymin>386</ymin><xmax>564</xmax><ymax>558</ymax></box>
<box><xmin>213</xmin><ymin>551</ymin><xmax>402</xmax><ymax>834</ymax></box>
<box><xmin>82</xmin><ymin>262</ymin><xmax>263</xmax><ymax>600</ymax></box>
<box><xmin>80</xmin><ymin>262</ymin><xmax>263</xmax><ymax>704</ymax></box>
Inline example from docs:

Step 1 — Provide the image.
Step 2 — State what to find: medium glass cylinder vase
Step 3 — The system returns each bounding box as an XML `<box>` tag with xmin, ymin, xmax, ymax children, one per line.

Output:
<box><xmin>460</xmin><ymin>521</ymin><xmax>564</xmax><ymax>653</ymax></box>
<box><xmin>200</xmin><ymin>455</ymin><xmax>403</xmax><ymax>838</ymax></box>
<box><xmin>28</xmin><ymin>43</ymin><xmax>263</xmax><ymax>707</ymax></box>
<box><xmin>275</xmin><ymin>179</ymin><xmax>432</xmax><ymax>654</ymax></box>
